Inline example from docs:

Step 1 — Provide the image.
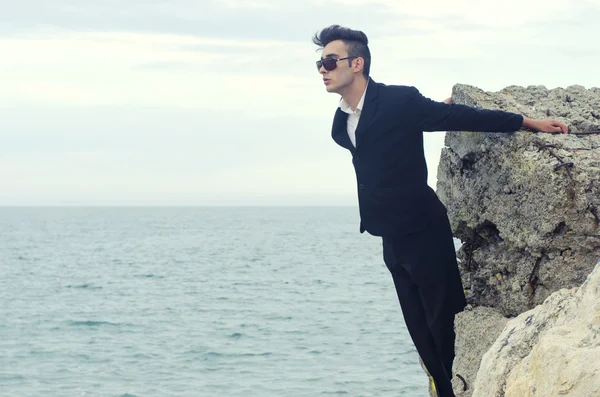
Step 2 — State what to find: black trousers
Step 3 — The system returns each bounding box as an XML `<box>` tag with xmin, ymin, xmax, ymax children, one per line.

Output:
<box><xmin>382</xmin><ymin>214</ymin><xmax>466</xmax><ymax>397</ymax></box>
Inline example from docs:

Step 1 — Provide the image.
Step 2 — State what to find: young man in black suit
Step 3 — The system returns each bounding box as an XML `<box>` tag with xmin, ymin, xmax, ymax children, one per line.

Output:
<box><xmin>313</xmin><ymin>25</ymin><xmax>568</xmax><ymax>397</ymax></box>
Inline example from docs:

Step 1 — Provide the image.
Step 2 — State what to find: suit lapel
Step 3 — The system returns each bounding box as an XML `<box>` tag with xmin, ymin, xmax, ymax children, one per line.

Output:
<box><xmin>331</xmin><ymin>108</ymin><xmax>355</xmax><ymax>152</ymax></box>
<box><xmin>354</xmin><ymin>78</ymin><xmax>379</xmax><ymax>148</ymax></box>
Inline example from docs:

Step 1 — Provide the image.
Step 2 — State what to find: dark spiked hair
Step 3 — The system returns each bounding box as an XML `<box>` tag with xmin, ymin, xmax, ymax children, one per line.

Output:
<box><xmin>313</xmin><ymin>25</ymin><xmax>371</xmax><ymax>78</ymax></box>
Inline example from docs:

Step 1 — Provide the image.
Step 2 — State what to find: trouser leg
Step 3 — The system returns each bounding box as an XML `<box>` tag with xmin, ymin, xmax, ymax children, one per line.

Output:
<box><xmin>382</xmin><ymin>215</ymin><xmax>466</xmax><ymax>397</ymax></box>
<box><xmin>388</xmin><ymin>264</ymin><xmax>455</xmax><ymax>396</ymax></box>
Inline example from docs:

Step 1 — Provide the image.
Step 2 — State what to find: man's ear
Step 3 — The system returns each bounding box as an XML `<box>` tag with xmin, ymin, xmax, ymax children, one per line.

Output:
<box><xmin>354</xmin><ymin>57</ymin><xmax>364</xmax><ymax>74</ymax></box>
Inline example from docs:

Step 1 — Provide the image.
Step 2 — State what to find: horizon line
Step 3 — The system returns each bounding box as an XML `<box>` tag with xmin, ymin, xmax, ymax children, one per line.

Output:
<box><xmin>0</xmin><ymin>204</ymin><xmax>358</xmax><ymax>207</ymax></box>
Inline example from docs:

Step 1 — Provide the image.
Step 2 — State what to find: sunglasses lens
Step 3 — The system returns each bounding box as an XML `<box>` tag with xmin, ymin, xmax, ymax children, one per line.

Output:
<box><xmin>322</xmin><ymin>58</ymin><xmax>337</xmax><ymax>71</ymax></box>
<box><xmin>317</xmin><ymin>58</ymin><xmax>337</xmax><ymax>71</ymax></box>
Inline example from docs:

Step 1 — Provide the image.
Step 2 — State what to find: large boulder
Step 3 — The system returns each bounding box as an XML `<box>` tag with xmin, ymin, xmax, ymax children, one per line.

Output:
<box><xmin>433</xmin><ymin>83</ymin><xmax>600</xmax><ymax>395</ymax></box>
<box><xmin>472</xmin><ymin>259</ymin><xmax>600</xmax><ymax>397</ymax></box>
<box><xmin>438</xmin><ymin>84</ymin><xmax>600</xmax><ymax>317</ymax></box>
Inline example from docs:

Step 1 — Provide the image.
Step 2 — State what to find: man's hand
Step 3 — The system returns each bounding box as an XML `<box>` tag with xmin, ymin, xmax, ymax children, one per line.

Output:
<box><xmin>523</xmin><ymin>117</ymin><xmax>568</xmax><ymax>134</ymax></box>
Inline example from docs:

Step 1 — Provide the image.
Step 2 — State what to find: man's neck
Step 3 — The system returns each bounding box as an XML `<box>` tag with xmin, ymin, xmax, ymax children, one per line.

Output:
<box><xmin>340</xmin><ymin>77</ymin><xmax>368</xmax><ymax>111</ymax></box>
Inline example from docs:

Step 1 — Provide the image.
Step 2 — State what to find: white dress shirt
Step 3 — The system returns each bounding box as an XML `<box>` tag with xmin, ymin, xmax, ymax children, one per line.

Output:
<box><xmin>339</xmin><ymin>84</ymin><xmax>368</xmax><ymax>147</ymax></box>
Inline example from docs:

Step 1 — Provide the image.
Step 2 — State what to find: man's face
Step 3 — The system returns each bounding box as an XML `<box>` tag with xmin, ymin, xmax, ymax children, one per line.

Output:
<box><xmin>318</xmin><ymin>40</ymin><xmax>355</xmax><ymax>94</ymax></box>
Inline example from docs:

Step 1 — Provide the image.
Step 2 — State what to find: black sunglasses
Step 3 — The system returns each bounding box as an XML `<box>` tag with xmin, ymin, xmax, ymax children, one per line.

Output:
<box><xmin>316</xmin><ymin>56</ymin><xmax>357</xmax><ymax>71</ymax></box>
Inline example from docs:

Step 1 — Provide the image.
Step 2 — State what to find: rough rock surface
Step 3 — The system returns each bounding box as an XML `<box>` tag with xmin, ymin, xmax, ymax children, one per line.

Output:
<box><xmin>431</xmin><ymin>83</ymin><xmax>600</xmax><ymax>396</ymax></box>
<box><xmin>450</xmin><ymin>306</ymin><xmax>507</xmax><ymax>397</ymax></box>
<box><xmin>438</xmin><ymin>83</ymin><xmax>600</xmax><ymax>317</ymax></box>
<box><xmin>472</xmin><ymin>259</ymin><xmax>600</xmax><ymax>397</ymax></box>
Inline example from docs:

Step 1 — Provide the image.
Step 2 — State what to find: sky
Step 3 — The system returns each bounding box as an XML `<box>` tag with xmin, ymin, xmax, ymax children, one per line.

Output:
<box><xmin>1</xmin><ymin>0</ymin><xmax>599</xmax><ymax>206</ymax></box>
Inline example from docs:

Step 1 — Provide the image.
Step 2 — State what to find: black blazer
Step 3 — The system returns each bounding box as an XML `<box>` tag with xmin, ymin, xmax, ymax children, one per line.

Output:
<box><xmin>331</xmin><ymin>78</ymin><xmax>524</xmax><ymax>237</ymax></box>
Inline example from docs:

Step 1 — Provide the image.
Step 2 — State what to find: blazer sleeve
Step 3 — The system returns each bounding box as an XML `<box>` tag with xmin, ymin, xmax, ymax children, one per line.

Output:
<box><xmin>407</xmin><ymin>87</ymin><xmax>524</xmax><ymax>132</ymax></box>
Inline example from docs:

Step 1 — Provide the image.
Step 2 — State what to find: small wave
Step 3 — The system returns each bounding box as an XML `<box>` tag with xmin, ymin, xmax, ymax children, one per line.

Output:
<box><xmin>66</xmin><ymin>284</ymin><xmax>102</xmax><ymax>290</ymax></box>
<box><xmin>267</xmin><ymin>316</ymin><xmax>293</xmax><ymax>321</ymax></box>
<box><xmin>0</xmin><ymin>374</ymin><xmax>25</xmax><ymax>381</ymax></box>
<box><xmin>132</xmin><ymin>352</ymin><xmax>161</xmax><ymax>359</ymax></box>
<box><xmin>229</xmin><ymin>332</ymin><xmax>243</xmax><ymax>339</ymax></box>
<box><xmin>283</xmin><ymin>330</ymin><xmax>305</xmax><ymax>335</ymax></box>
<box><xmin>204</xmin><ymin>351</ymin><xmax>272</xmax><ymax>357</ymax></box>
<box><xmin>184</xmin><ymin>348</ymin><xmax>207</xmax><ymax>355</ymax></box>
<box><xmin>134</xmin><ymin>274</ymin><xmax>164</xmax><ymax>278</ymax></box>
<box><xmin>240</xmin><ymin>352</ymin><xmax>272</xmax><ymax>357</ymax></box>
<box><xmin>68</xmin><ymin>321</ymin><xmax>120</xmax><ymax>327</ymax></box>
<box><xmin>120</xmin><ymin>394</ymin><xmax>138</xmax><ymax>397</ymax></box>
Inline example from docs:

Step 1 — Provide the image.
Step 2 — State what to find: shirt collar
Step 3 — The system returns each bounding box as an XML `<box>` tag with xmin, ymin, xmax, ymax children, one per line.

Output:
<box><xmin>339</xmin><ymin>83</ymin><xmax>368</xmax><ymax>115</ymax></box>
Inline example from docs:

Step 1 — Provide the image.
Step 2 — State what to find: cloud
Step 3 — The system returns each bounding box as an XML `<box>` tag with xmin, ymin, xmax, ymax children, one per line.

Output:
<box><xmin>1</xmin><ymin>0</ymin><xmax>599</xmax><ymax>205</ymax></box>
<box><xmin>332</xmin><ymin>0</ymin><xmax>574</xmax><ymax>27</ymax></box>
<box><xmin>1</xmin><ymin>0</ymin><xmax>400</xmax><ymax>41</ymax></box>
<box><xmin>0</xmin><ymin>31</ymin><xmax>325</xmax><ymax>113</ymax></box>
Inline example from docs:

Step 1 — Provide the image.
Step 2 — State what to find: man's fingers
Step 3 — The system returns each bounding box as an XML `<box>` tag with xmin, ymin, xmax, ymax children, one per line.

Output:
<box><xmin>548</xmin><ymin>125</ymin><xmax>563</xmax><ymax>133</ymax></box>
<box><xmin>548</xmin><ymin>120</ymin><xmax>569</xmax><ymax>134</ymax></box>
<box><xmin>559</xmin><ymin>123</ymin><xmax>569</xmax><ymax>134</ymax></box>
<box><xmin>551</xmin><ymin>121</ymin><xmax>568</xmax><ymax>134</ymax></box>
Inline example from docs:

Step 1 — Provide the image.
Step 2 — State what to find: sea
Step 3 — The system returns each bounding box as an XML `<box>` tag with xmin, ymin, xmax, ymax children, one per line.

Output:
<box><xmin>0</xmin><ymin>206</ymin><xmax>442</xmax><ymax>397</ymax></box>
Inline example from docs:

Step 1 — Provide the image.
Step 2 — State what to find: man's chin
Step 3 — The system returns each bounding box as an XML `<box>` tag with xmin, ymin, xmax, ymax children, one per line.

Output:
<box><xmin>325</xmin><ymin>85</ymin><xmax>337</xmax><ymax>93</ymax></box>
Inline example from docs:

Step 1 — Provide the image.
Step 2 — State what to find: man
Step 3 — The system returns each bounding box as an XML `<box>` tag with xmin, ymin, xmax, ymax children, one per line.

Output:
<box><xmin>312</xmin><ymin>25</ymin><xmax>568</xmax><ymax>397</ymax></box>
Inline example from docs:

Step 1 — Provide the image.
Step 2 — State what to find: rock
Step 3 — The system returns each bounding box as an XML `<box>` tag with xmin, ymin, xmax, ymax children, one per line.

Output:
<box><xmin>433</xmin><ymin>83</ymin><xmax>600</xmax><ymax>396</ymax></box>
<box><xmin>472</xmin><ymin>259</ymin><xmax>600</xmax><ymax>397</ymax></box>
<box><xmin>438</xmin><ymin>84</ymin><xmax>600</xmax><ymax>316</ymax></box>
<box><xmin>451</xmin><ymin>306</ymin><xmax>507</xmax><ymax>397</ymax></box>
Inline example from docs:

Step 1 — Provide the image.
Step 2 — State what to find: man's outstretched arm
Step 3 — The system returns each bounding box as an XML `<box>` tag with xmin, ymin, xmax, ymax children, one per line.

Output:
<box><xmin>414</xmin><ymin>88</ymin><xmax>568</xmax><ymax>134</ymax></box>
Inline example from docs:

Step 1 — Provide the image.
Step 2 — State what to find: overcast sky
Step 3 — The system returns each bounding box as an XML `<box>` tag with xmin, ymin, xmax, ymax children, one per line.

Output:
<box><xmin>1</xmin><ymin>0</ymin><xmax>598</xmax><ymax>205</ymax></box>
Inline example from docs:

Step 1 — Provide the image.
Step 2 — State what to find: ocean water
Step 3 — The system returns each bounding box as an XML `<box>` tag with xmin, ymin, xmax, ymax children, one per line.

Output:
<box><xmin>1</xmin><ymin>207</ymin><xmax>433</xmax><ymax>397</ymax></box>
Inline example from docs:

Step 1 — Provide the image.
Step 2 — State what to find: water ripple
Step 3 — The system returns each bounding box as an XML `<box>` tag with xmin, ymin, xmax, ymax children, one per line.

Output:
<box><xmin>1</xmin><ymin>207</ymin><xmax>430</xmax><ymax>397</ymax></box>
<box><xmin>67</xmin><ymin>321</ymin><xmax>121</xmax><ymax>327</ymax></box>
